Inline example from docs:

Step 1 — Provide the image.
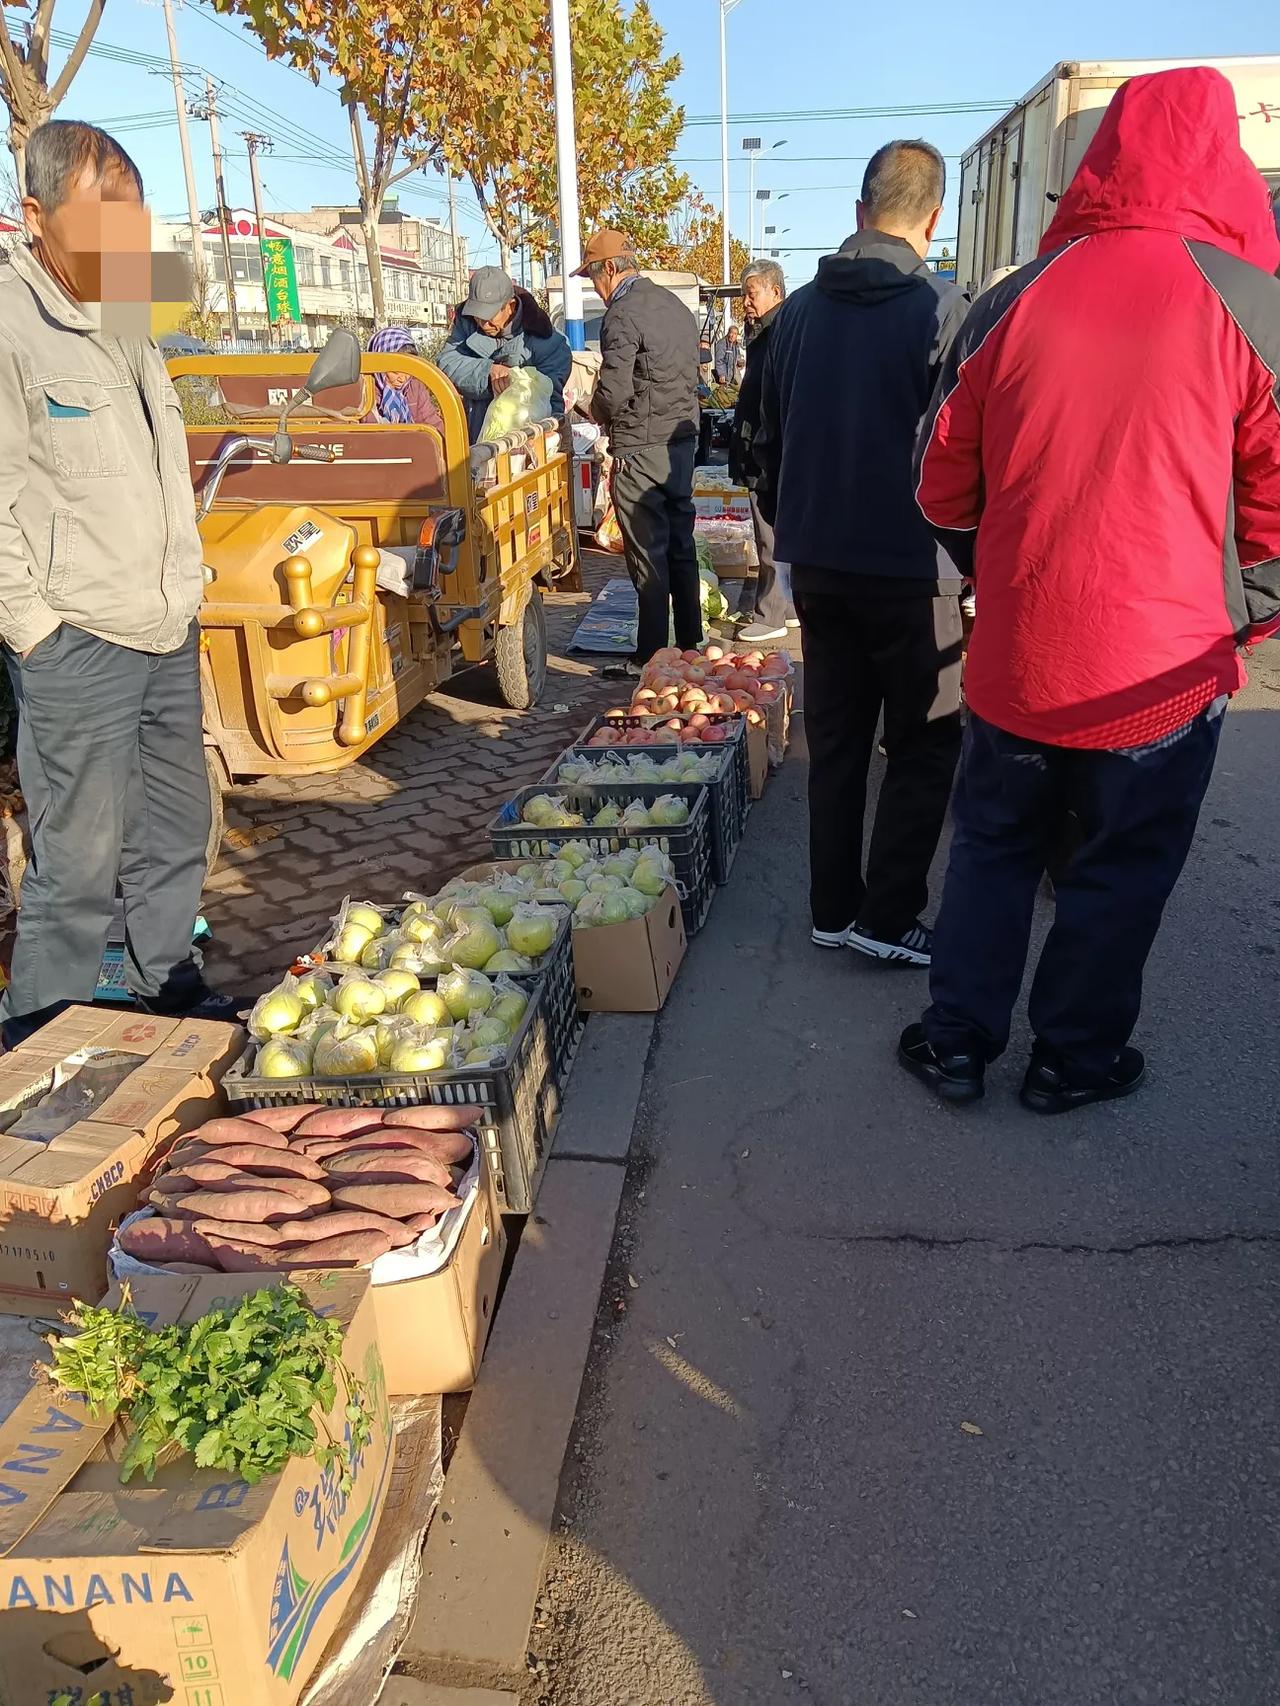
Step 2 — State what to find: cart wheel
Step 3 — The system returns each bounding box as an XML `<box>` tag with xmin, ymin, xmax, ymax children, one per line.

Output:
<box><xmin>494</xmin><ymin>590</ymin><xmax>548</xmax><ymax>710</ymax></box>
<box><xmin>204</xmin><ymin>748</ymin><xmax>227</xmax><ymax>880</ymax></box>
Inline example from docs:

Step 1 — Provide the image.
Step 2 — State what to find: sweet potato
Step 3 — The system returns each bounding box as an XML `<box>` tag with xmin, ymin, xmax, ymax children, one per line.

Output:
<box><xmin>166</xmin><ymin>1160</ymin><xmax>261</xmax><ymax>1188</ymax></box>
<box><xmin>271</xmin><ymin>1229</ymin><xmax>395</xmax><ymax>1268</ymax></box>
<box><xmin>331</xmin><ymin>1182</ymin><xmax>459</xmax><ymax>1217</ymax></box>
<box><xmin>194</xmin><ymin>1173</ymin><xmax>336</xmax><ymax>1214</ymax></box>
<box><xmin>400</xmin><ymin>1210</ymin><xmax>441</xmax><ymax>1236</ymax></box>
<box><xmin>203</xmin><ymin>1236</ymin><xmax>287</xmax><ymax>1273</ymax></box>
<box><xmin>383</xmin><ymin>1105</ymin><xmax>478</xmax><ymax>1132</ymax></box>
<box><xmin>295</xmin><ymin>1109</ymin><xmax>386</xmax><ymax>1139</ymax></box>
<box><xmin>174</xmin><ymin>1187</ymin><xmax>313</xmax><ymax>1223</ymax></box>
<box><xmin>117</xmin><ymin>1218</ymin><xmax>220</xmax><ymax>1265</ymax></box>
<box><xmin>183</xmin><ymin>1144</ymin><xmax>327</xmax><ymax>1181</ymax></box>
<box><xmin>323</xmin><ymin>1151</ymin><xmax>453</xmax><ymax>1188</ymax></box>
<box><xmin>271</xmin><ymin>1209</ymin><xmax>417</xmax><ymax>1247</ymax></box>
<box><xmin>378</xmin><ymin>1125</ymin><xmax>475</xmax><ymax>1166</ymax></box>
<box><xmin>191</xmin><ymin>1117</ymin><xmax>291</xmax><ymax>1148</ymax></box>
<box><xmin>191</xmin><ymin>1217</ymin><xmax>287</xmax><ymax>1248</ymax></box>
<box><xmin>240</xmin><ymin>1104</ymin><xmax>323</xmax><ymax>1133</ymax></box>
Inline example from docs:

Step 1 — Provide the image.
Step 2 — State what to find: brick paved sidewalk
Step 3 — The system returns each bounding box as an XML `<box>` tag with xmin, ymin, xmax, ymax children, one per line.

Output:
<box><xmin>201</xmin><ymin>553</ymin><xmax>627</xmax><ymax>989</ymax></box>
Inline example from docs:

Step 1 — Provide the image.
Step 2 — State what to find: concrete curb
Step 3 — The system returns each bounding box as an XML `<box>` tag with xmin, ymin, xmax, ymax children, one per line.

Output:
<box><xmin>396</xmin><ymin>1013</ymin><xmax>652</xmax><ymax>1692</ymax></box>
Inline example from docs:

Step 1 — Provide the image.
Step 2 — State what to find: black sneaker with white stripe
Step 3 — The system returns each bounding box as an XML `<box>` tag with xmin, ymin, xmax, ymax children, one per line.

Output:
<box><xmin>847</xmin><ymin>920</ymin><xmax>933</xmax><ymax>967</ymax></box>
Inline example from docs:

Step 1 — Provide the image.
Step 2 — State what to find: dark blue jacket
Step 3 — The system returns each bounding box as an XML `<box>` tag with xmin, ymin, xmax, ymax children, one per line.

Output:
<box><xmin>755</xmin><ymin>230</ymin><xmax>968</xmax><ymax>581</ymax></box>
<box><xmin>436</xmin><ymin>287</ymin><xmax>572</xmax><ymax>440</ymax></box>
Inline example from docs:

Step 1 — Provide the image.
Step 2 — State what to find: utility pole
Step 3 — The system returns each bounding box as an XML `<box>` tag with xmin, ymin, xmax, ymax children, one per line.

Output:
<box><xmin>241</xmin><ymin>130</ymin><xmax>275</xmax><ymax>348</ymax></box>
<box><xmin>447</xmin><ymin>174</ymin><xmax>462</xmax><ymax>302</ymax></box>
<box><xmin>190</xmin><ymin>78</ymin><xmax>240</xmax><ymax>341</ymax></box>
<box><xmin>160</xmin><ymin>0</ymin><xmax>204</xmax><ymax>296</ymax></box>
<box><xmin>549</xmin><ymin>0</ymin><xmax>584</xmax><ymax>350</ymax></box>
<box><xmin>719</xmin><ymin>0</ymin><xmax>742</xmax><ymax>286</ymax></box>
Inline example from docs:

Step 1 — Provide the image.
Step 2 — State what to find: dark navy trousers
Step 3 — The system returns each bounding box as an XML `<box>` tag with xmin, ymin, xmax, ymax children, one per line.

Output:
<box><xmin>923</xmin><ymin>699</ymin><xmax>1226</xmax><ymax>1082</ymax></box>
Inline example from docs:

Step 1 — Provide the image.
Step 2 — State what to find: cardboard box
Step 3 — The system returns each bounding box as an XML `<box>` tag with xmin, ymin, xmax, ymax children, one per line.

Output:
<box><xmin>111</xmin><ymin>1140</ymin><xmax>507</xmax><ymax>1400</ymax></box>
<box><xmin>371</xmin><ymin>1151</ymin><xmax>507</xmax><ymax>1395</ymax></box>
<box><xmin>693</xmin><ymin>491</ymin><xmax>751</xmax><ymax>521</ymax></box>
<box><xmin>0</xmin><ymin>1008</ymin><xmax>243</xmax><ymax>1315</ymax></box>
<box><xmin>746</xmin><ymin>724</ymin><xmax>769</xmax><ymax>799</ymax></box>
<box><xmin>571</xmin><ymin>884</ymin><xmax>686</xmax><ymax>1013</ymax></box>
<box><xmin>0</xmin><ymin>1270</ymin><xmax>394</xmax><ymax>1706</ymax></box>
<box><xmin>459</xmin><ymin>861</ymin><xmax>686</xmax><ymax>1014</ymax></box>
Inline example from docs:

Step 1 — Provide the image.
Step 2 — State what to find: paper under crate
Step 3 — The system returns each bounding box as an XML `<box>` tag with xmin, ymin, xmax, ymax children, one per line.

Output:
<box><xmin>572</xmin><ymin>885</ymin><xmax>686</xmax><ymax>1013</ymax></box>
<box><xmin>0</xmin><ymin>1271</ymin><xmax>394</xmax><ymax>1706</ymax></box>
<box><xmin>0</xmin><ymin>1008</ymin><xmax>243</xmax><ymax>1315</ymax></box>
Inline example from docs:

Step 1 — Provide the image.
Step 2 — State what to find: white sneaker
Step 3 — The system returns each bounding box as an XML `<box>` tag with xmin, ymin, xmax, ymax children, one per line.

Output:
<box><xmin>847</xmin><ymin>920</ymin><xmax>933</xmax><ymax>967</ymax></box>
<box><xmin>785</xmin><ymin>617</ymin><xmax>800</xmax><ymax>629</ymax></box>
<box><xmin>738</xmin><ymin>621</ymin><xmax>788</xmax><ymax>642</ymax></box>
<box><xmin>811</xmin><ymin>925</ymin><xmax>851</xmax><ymax>949</ymax></box>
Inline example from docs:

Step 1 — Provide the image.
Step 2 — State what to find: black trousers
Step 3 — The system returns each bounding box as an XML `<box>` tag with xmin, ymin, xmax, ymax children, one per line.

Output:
<box><xmin>612</xmin><ymin>439</ymin><xmax>702</xmax><ymax>664</ymax></box>
<box><xmin>924</xmin><ymin>700</ymin><xmax>1226</xmax><ymax>1081</ymax></box>
<box><xmin>748</xmin><ymin>493</ymin><xmax>794</xmax><ymax>626</ymax></box>
<box><xmin>793</xmin><ymin>570</ymin><xmax>964</xmax><ymax>938</ymax></box>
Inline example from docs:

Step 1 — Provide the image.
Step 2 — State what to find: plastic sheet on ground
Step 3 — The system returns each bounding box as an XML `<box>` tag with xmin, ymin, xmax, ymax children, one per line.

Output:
<box><xmin>299</xmin><ymin>1394</ymin><xmax>444</xmax><ymax>1706</ymax></box>
<box><xmin>569</xmin><ymin>576</ymin><xmax>639</xmax><ymax>654</ymax></box>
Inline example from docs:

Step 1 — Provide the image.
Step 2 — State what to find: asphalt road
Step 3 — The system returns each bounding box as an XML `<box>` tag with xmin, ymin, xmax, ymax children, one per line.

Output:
<box><xmin>530</xmin><ymin>644</ymin><xmax>1280</xmax><ymax>1706</ymax></box>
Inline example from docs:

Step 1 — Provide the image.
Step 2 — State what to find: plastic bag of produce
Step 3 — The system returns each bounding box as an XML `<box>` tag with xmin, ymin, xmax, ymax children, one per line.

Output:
<box><xmin>479</xmin><ymin>366</ymin><xmax>554</xmax><ymax>442</ymax></box>
<box><xmin>323</xmin><ymin>896</ymin><xmax>393</xmax><ymax>965</ymax></box>
<box><xmin>698</xmin><ymin>562</ymin><xmax>727</xmax><ymax>622</ymax></box>
<box><xmin>506</xmin><ymin>901</ymin><xmax>562</xmax><ymax>961</ymax></box>
<box><xmin>442</xmin><ymin>914</ymin><xmax>506</xmax><ymax>970</ymax></box>
<box><xmin>247</xmin><ymin>973</ymin><xmax>309</xmax><ymax>1040</ymax></box>
<box><xmin>439</xmin><ymin>966</ymin><xmax>495</xmax><ymax>1021</ymax></box>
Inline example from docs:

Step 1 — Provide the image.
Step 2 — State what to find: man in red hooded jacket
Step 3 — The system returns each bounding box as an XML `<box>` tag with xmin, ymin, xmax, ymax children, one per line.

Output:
<box><xmin>898</xmin><ymin>66</ymin><xmax>1280</xmax><ymax>1115</ymax></box>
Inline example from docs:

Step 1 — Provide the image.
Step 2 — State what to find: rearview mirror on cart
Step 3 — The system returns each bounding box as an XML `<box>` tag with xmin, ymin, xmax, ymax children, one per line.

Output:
<box><xmin>302</xmin><ymin>329</ymin><xmax>361</xmax><ymax>399</ymax></box>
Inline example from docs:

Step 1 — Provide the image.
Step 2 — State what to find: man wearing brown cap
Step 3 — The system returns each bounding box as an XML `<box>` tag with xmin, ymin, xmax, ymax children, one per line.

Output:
<box><xmin>576</xmin><ymin>230</ymin><xmax>702</xmax><ymax>671</ymax></box>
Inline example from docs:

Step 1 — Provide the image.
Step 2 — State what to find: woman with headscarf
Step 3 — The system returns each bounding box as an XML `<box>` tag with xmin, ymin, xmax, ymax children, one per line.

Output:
<box><xmin>363</xmin><ymin>326</ymin><xmax>445</xmax><ymax>433</ymax></box>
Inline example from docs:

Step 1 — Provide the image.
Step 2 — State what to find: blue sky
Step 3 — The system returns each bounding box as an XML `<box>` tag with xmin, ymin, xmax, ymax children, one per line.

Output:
<box><xmin>33</xmin><ymin>0</ymin><xmax>1280</xmax><ymax>285</ymax></box>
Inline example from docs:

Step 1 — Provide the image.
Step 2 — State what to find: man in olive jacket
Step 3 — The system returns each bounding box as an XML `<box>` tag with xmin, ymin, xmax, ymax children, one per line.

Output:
<box><xmin>0</xmin><ymin>121</ymin><xmax>230</xmax><ymax>1045</ymax></box>
<box><xmin>579</xmin><ymin>230</ymin><xmax>702</xmax><ymax>670</ymax></box>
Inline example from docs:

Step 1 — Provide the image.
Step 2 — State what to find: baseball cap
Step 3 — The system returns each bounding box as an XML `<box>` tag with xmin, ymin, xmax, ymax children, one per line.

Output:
<box><xmin>462</xmin><ymin>265</ymin><xmax>516</xmax><ymax>322</ymax></box>
<box><xmin>571</xmin><ymin>229</ymin><xmax>632</xmax><ymax>277</ymax></box>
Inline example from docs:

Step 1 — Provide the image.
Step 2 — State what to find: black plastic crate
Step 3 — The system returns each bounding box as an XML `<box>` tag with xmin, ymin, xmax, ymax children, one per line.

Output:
<box><xmin>577</xmin><ymin>711</ymin><xmax>751</xmax><ymax>866</ymax></box>
<box><xmin>544</xmin><ymin>738</ymin><xmax>745</xmax><ymax>885</ymax></box>
<box><xmin>490</xmin><ymin>781</ymin><xmax>715</xmax><ymax>936</ymax></box>
<box><xmin>224</xmin><ymin>926</ymin><xmax>578</xmax><ymax>1215</ymax></box>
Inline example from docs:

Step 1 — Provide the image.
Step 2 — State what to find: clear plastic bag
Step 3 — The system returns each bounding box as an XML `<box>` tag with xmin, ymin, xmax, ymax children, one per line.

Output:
<box><xmin>480</xmin><ymin>367</ymin><xmax>555</xmax><ymax>441</ymax></box>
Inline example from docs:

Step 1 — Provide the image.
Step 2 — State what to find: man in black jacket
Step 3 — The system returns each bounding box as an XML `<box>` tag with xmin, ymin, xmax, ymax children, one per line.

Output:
<box><xmin>729</xmin><ymin>258</ymin><xmax>795</xmax><ymax>641</ymax></box>
<box><xmin>578</xmin><ymin>229</ymin><xmax>701</xmax><ymax>669</ymax></box>
<box><xmin>756</xmin><ymin>140</ymin><xmax>968</xmax><ymax>966</ymax></box>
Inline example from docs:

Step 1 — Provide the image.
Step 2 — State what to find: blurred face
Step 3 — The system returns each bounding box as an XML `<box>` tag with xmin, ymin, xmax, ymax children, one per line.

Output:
<box><xmin>24</xmin><ymin>164</ymin><xmax>155</xmax><ymax>309</ymax></box>
<box><xmin>742</xmin><ymin>274</ymin><xmax>783</xmax><ymax>321</ymax></box>
<box><xmin>475</xmin><ymin>295</ymin><xmax>517</xmax><ymax>337</ymax></box>
<box><xmin>384</xmin><ymin>370</ymin><xmax>410</xmax><ymax>389</ymax></box>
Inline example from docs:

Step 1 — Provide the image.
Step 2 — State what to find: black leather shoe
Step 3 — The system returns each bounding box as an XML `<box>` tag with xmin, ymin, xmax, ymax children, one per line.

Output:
<box><xmin>897</xmin><ymin>1022</ymin><xmax>985</xmax><ymax>1104</ymax></box>
<box><xmin>1019</xmin><ymin>1046</ymin><xmax>1146</xmax><ymax>1116</ymax></box>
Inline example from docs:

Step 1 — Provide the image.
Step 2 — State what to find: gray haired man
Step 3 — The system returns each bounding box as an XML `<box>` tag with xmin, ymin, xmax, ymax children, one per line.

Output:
<box><xmin>0</xmin><ymin>121</ymin><xmax>234</xmax><ymax>1045</ymax></box>
<box><xmin>730</xmin><ymin>258</ymin><xmax>796</xmax><ymax>641</ymax></box>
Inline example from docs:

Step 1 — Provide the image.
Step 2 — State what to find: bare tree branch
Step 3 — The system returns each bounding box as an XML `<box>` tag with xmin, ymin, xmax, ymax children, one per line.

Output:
<box><xmin>0</xmin><ymin>16</ymin><xmax>34</xmax><ymax>128</ymax></box>
<box><xmin>29</xmin><ymin>0</ymin><xmax>57</xmax><ymax>87</ymax></box>
<box><xmin>48</xmin><ymin>0</ymin><xmax>106</xmax><ymax>108</ymax></box>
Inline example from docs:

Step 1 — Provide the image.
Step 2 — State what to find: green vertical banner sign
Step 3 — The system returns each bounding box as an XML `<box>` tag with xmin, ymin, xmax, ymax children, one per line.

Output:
<box><xmin>260</xmin><ymin>236</ymin><xmax>301</xmax><ymax>324</ymax></box>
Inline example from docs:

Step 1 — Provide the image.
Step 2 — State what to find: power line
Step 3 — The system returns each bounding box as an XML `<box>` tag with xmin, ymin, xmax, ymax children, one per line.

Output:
<box><xmin>682</xmin><ymin>100</ymin><xmax>1012</xmax><ymax>127</ymax></box>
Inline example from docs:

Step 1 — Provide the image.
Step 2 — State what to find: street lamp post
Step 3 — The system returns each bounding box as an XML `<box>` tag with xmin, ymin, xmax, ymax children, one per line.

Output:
<box><xmin>719</xmin><ymin>0</ymin><xmax>743</xmax><ymax>286</ymax></box>
<box><xmin>742</xmin><ymin>137</ymin><xmax>761</xmax><ymax>260</ymax></box>
<box><xmin>550</xmin><ymin>0</ymin><xmax>585</xmax><ymax>350</ymax></box>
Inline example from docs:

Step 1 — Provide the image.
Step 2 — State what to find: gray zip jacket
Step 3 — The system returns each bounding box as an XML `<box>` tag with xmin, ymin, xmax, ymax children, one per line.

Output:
<box><xmin>0</xmin><ymin>241</ymin><xmax>204</xmax><ymax>655</ymax></box>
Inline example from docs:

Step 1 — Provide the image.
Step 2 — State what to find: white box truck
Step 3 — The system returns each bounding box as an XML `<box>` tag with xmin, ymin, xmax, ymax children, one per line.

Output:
<box><xmin>955</xmin><ymin>57</ymin><xmax>1280</xmax><ymax>295</ymax></box>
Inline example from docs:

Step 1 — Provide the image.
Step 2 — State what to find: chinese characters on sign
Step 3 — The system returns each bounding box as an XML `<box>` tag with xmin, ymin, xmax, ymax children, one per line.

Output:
<box><xmin>260</xmin><ymin>236</ymin><xmax>301</xmax><ymax>326</ymax></box>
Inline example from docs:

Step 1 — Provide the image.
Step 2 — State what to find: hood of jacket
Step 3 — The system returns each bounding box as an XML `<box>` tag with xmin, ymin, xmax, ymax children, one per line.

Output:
<box><xmin>815</xmin><ymin>229</ymin><xmax>934</xmax><ymax>307</ymax></box>
<box><xmin>1041</xmin><ymin>66</ymin><xmax>1280</xmax><ymax>273</ymax></box>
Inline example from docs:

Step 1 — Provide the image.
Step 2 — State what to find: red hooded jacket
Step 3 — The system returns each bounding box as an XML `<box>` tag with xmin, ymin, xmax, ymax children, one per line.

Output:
<box><xmin>915</xmin><ymin>67</ymin><xmax>1280</xmax><ymax>748</ymax></box>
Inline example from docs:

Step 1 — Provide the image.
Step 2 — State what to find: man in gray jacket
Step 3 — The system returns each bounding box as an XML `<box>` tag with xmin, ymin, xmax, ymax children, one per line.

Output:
<box><xmin>436</xmin><ymin>266</ymin><xmax>571</xmax><ymax>441</ymax></box>
<box><xmin>0</xmin><ymin>121</ymin><xmax>229</xmax><ymax>1045</ymax></box>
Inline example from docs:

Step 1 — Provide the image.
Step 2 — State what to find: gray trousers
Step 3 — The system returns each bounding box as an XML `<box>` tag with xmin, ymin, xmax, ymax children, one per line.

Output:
<box><xmin>611</xmin><ymin>439</ymin><xmax>702</xmax><ymax>663</ymax></box>
<box><xmin>2</xmin><ymin>622</ymin><xmax>210</xmax><ymax>1038</ymax></box>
